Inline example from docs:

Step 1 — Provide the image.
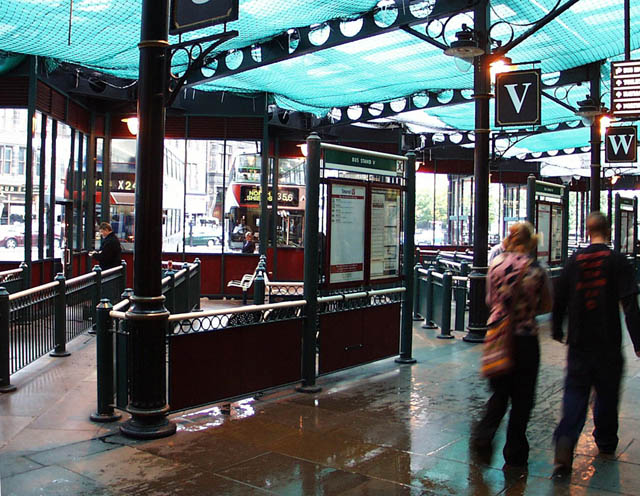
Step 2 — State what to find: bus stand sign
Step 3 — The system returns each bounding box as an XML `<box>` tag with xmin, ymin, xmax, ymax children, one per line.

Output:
<box><xmin>170</xmin><ymin>0</ymin><xmax>239</xmax><ymax>35</ymax></box>
<box><xmin>324</xmin><ymin>149</ymin><xmax>403</xmax><ymax>177</ymax></box>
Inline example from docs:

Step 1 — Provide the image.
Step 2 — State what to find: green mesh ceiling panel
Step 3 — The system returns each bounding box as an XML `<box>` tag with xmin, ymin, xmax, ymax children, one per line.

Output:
<box><xmin>0</xmin><ymin>0</ymin><xmax>638</xmax><ymax>153</ymax></box>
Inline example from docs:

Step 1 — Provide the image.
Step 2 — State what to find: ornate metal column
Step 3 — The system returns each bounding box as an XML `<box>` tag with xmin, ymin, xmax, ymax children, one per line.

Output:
<box><xmin>120</xmin><ymin>0</ymin><xmax>175</xmax><ymax>439</ymax></box>
<box><xmin>589</xmin><ymin>64</ymin><xmax>602</xmax><ymax>213</ymax></box>
<box><xmin>464</xmin><ymin>0</ymin><xmax>491</xmax><ymax>343</ymax></box>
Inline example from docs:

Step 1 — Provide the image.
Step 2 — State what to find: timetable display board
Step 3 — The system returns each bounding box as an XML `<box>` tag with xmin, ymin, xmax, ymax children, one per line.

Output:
<box><xmin>550</xmin><ymin>205</ymin><xmax>563</xmax><ymax>263</ymax></box>
<box><xmin>369</xmin><ymin>187</ymin><xmax>401</xmax><ymax>281</ymax></box>
<box><xmin>536</xmin><ymin>203</ymin><xmax>551</xmax><ymax>262</ymax></box>
<box><xmin>619</xmin><ymin>210</ymin><xmax>635</xmax><ymax>254</ymax></box>
<box><xmin>328</xmin><ymin>183</ymin><xmax>366</xmax><ymax>285</ymax></box>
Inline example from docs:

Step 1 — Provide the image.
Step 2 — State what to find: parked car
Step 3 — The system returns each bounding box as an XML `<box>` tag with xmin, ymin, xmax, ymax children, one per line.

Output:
<box><xmin>0</xmin><ymin>225</ymin><xmax>61</xmax><ymax>249</ymax></box>
<box><xmin>188</xmin><ymin>226</ymin><xmax>222</xmax><ymax>248</ymax></box>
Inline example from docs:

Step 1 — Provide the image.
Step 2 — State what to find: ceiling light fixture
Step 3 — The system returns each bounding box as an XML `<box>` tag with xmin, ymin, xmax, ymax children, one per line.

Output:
<box><xmin>444</xmin><ymin>24</ymin><xmax>484</xmax><ymax>59</ymax></box>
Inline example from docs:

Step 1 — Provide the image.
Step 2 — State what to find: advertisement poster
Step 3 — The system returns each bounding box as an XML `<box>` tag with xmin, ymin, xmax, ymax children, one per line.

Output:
<box><xmin>370</xmin><ymin>187</ymin><xmax>400</xmax><ymax>280</ymax></box>
<box><xmin>329</xmin><ymin>183</ymin><xmax>366</xmax><ymax>284</ymax></box>
<box><xmin>537</xmin><ymin>203</ymin><xmax>551</xmax><ymax>261</ymax></box>
<box><xmin>620</xmin><ymin>211</ymin><xmax>631</xmax><ymax>253</ymax></box>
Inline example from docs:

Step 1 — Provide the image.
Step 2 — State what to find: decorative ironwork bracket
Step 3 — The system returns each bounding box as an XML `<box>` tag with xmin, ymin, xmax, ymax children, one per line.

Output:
<box><xmin>165</xmin><ymin>30</ymin><xmax>238</xmax><ymax>108</ymax></box>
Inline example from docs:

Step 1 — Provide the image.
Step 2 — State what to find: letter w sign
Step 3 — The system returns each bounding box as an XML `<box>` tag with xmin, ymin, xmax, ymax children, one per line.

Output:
<box><xmin>495</xmin><ymin>69</ymin><xmax>541</xmax><ymax>127</ymax></box>
<box><xmin>605</xmin><ymin>126</ymin><xmax>637</xmax><ymax>163</ymax></box>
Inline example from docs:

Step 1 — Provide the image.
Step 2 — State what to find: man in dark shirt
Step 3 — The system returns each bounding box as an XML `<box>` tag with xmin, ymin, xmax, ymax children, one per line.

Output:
<box><xmin>242</xmin><ymin>231</ymin><xmax>256</xmax><ymax>254</ymax></box>
<box><xmin>552</xmin><ymin>212</ymin><xmax>640</xmax><ymax>477</ymax></box>
<box><xmin>89</xmin><ymin>222</ymin><xmax>122</xmax><ymax>270</ymax></box>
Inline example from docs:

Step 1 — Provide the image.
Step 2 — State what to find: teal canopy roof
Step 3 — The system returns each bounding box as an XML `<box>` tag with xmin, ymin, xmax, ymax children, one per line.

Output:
<box><xmin>0</xmin><ymin>0</ymin><xmax>639</xmax><ymax>153</ymax></box>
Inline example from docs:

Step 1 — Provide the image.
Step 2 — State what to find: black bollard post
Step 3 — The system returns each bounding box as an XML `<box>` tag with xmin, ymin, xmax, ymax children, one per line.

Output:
<box><xmin>437</xmin><ymin>271</ymin><xmax>455</xmax><ymax>339</ymax></box>
<box><xmin>412</xmin><ymin>263</ymin><xmax>423</xmax><ymax>321</ymax></box>
<box><xmin>89</xmin><ymin>265</ymin><xmax>102</xmax><ymax>334</ymax></box>
<box><xmin>91</xmin><ymin>299</ymin><xmax>121</xmax><ymax>422</ymax></box>
<box><xmin>254</xmin><ymin>263</ymin><xmax>265</xmax><ymax>306</ymax></box>
<box><xmin>50</xmin><ymin>273</ymin><xmax>71</xmax><ymax>357</ymax></box>
<box><xmin>0</xmin><ymin>287</ymin><xmax>16</xmax><ymax>393</ymax></box>
<box><xmin>422</xmin><ymin>268</ymin><xmax>437</xmax><ymax>329</ymax></box>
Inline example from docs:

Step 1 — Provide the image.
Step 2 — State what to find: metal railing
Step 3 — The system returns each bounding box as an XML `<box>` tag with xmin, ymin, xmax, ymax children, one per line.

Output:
<box><xmin>0</xmin><ymin>262</ymin><xmax>129</xmax><ymax>391</ymax></box>
<box><xmin>99</xmin><ymin>282</ymin><xmax>404</xmax><ymax>416</ymax></box>
<box><xmin>0</xmin><ymin>262</ymin><xmax>28</xmax><ymax>294</ymax></box>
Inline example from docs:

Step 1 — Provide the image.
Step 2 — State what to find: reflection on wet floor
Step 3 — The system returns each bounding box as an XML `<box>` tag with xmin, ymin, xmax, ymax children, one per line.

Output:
<box><xmin>1</xmin><ymin>314</ymin><xmax>640</xmax><ymax>495</ymax></box>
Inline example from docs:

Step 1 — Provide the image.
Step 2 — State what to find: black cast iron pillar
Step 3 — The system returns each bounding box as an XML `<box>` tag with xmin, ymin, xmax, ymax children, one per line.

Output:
<box><xmin>298</xmin><ymin>133</ymin><xmax>321</xmax><ymax>393</ymax></box>
<box><xmin>259</xmin><ymin>100</ymin><xmax>269</xmax><ymax>256</ymax></box>
<box><xmin>396</xmin><ymin>152</ymin><xmax>417</xmax><ymax>363</ymax></box>
<box><xmin>590</xmin><ymin>65</ymin><xmax>602</xmax><ymax>213</ymax></box>
<box><xmin>464</xmin><ymin>0</ymin><xmax>491</xmax><ymax>343</ymax></box>
<box><xmin>120</xmin><ymin>0</ymin><xmax>175</xmax><ymax>439</ymax></box>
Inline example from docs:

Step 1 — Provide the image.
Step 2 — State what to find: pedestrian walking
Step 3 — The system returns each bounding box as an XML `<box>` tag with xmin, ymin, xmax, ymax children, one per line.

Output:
<box><xmin>471</xmin><ymin>221</ymin><xmax>553</xmax><ymax>468</ymax></box>
<box><xmin>552</xmin><ymin>211</ymin><xmax>640</xmax><ymax>477</ymax></box>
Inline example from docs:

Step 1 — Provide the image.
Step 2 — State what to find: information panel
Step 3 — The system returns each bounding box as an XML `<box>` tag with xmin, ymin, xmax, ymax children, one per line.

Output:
<box><xmin>611</xmin><ymin>60</ymin><xmax>640</xmax><ymax>119</ymax></box>
<box><xmin>620</xmin><ymin>210</ymin><xmax>633</xmax><ymax>254</ymax></box>
<box><xmin>550</xmin><ymin>205</ymin><xmax>563</xmax><ymax>263</ymax></box>
<box><xmin>329</xmin><ymin>183</ymin><xmax>366</xmax><ymax>284</ymax></box>
<box><xmin>369</xmin><ymin>187</ymin><xmax>400</xmax><ymax>280</ymax></box>
<box><xmin>536</xmin><ymin>203</ymin><xmax>551</xmax><ymax>261</ymax></box>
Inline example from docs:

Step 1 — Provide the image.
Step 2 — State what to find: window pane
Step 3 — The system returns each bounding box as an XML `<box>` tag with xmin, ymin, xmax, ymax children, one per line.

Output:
<box><xmin>0</xmin><ymin>109</ymin><xmax>28</xmax><ymax>261</ymax></box>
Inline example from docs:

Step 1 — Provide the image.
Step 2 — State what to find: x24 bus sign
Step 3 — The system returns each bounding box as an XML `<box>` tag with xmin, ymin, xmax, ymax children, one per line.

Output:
<box><xmin>605</xmin><ymin>126</ymin><xmax>637</xmax><ymax>163</ymax></box>
<box><xmin>495</xmin><ymin>69</ymin><xmax>541</xmax><ymax>127</ymax></box>
<box><xmin>170</xmin><ymin>0</ymin><xmax>239</xmax><ymax>35</ymax></box>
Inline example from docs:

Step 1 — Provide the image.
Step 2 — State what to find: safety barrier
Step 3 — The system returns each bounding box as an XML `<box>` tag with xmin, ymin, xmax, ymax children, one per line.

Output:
<box><xmin>0</xmin><ymin>263</ymin><xmax>28</xmax><ymax>294</ymax></box>
<box><xmin>414</xmin><ymin>267</ymin><xmax>468</xmax><ymax>339</ymax></box>
<box><xmin>97</xmin><ymin>284</ymin><xmax>404</xmax><ymax>415</ymax></box>
<box><xmin>0</xmin><ymin>263</ymin><xmax>127</xmax><ymax>392</ymax></box>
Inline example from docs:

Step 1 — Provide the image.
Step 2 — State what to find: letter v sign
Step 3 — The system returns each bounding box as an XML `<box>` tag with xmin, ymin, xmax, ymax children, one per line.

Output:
<box><xmin>504</xmin><ymin>83</ymin><xmax>532</xmax><ymax>114</ymax></box>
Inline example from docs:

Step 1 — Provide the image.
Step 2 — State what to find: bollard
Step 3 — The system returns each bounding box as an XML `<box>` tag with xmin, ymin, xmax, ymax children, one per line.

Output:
<box><xmin>422</xmin><ymin>268</ymin><xmax>437</xmax><ymax>329</ymax></box>
<box><xmin>438</xmin><ymin>271</ymin><xmax>454</xmax><ymax>339</ymax></box>
<box><xmin>120</xmin><ymin>259</ymin><xmax>127</xmax><ymax>296</ymax></box>
<box><xmin>166</xmin><ymin>270</ymin><xmax>176</xmax><ymax>314</ymax></box>
<box><xmin>19</xmin><ymin>261</ymin><xmax>28</xmax><ymax>291</ymax></box>
<box><xmin>412</xmin><ymin>263</ymin><xmax>422</xmax><ymax>320</ymax></box>
<box><xmin>89</xmin><ymin>265</ymin><xmax>102</xmax><ymax>334</ymax></box>
<box><xmin>0</xmin><ymin>287</ymin><xmax>16</xmax><ymax>392</ymax></box>
<box><xmin>182</xmin><ymin>262</ymin><xmax>190</xmax><ymax>312</ymax></box>
<box><xmin>116</xmin><ymin>289</ymin><xmax>133</xmax><ymax>410</ymax></box>
<box><xmin>91</xmin><ymin>299</ymin><xmax>122</xmax><ymax>422</ymax></box>
<box><xmin>254</xmin><ymin>262</ymin><xmax>265</xmax><ymax>305</ymax></box>
<box><xmin>50</xmin><ymin>273</ymin><xmax>71</xmax><ymax>357</ymax></box>
<box><xmin>194</xmin><ymin>258</ymin><xmax>201</xmax><ymax>310</ymax></box>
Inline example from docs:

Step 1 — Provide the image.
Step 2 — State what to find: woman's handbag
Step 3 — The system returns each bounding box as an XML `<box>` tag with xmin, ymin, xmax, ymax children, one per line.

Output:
<box><xmin>481</xmin><ymin>317</ymin><xmax>514</xmax><ymax>378</ymax></box>
<box><xmin>480</xmin><ymin>260</ymin><xmax>531</xmax><ymax>378</ymax></box>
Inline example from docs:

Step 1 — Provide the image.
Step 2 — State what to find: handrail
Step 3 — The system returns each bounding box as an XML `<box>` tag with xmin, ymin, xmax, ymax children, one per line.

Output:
<box><xmin>0</xmin><ymin>268</ymin><xmax>22</xmax><ymax>277</ymax></box>
<box><xmin>102</xmin><ymin>266</ymin><xmax>122</xmax><ymax>277</ymax></box>
<box><xmin>167</xmin><ymin>299</ymin><xmax>307</xmax><ymax>322</ymax></box>
<box><xmin>161</xmin><ymin>275</ymin><xmax>171</xmax><ymax>286</ymax></box>
<box><xmin>67</xmin><ymin>271</ymin><xmax>96</xmax><ymax>285</ymax></box>
<box><xmin>317</xmin><ymin>286</ymin><xmax>405</xmax><ymax>303</ymax></box>
<box><xmin>9</xmin><ymin>281</ymin><xmax>59</xmax><ymax>301</ymax></box>
<box><xmin>112</xmin><ymin>299</ymin><xmax>129</xmax><ymax>312</ymax></box>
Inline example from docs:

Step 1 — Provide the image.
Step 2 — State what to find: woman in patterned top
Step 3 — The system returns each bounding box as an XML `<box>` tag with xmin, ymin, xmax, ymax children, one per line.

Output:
<box><xmin>471</xmin><ymin>221</ymin><xmax>553</xmax><ymax>468</ymax></box>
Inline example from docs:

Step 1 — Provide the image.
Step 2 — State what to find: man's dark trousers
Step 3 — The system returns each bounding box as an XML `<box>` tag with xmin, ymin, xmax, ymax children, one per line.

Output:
<box><xmin>554</xmin><ymin>347</ymin><xmax>623</xmax><ymax>452</ymax></box>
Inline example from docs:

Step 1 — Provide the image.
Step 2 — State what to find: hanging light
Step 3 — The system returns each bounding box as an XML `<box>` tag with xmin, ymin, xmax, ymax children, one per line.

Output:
<box><xmin>121</xmin><ymin>117</ymin><xmax>139</xmax><ymax>136</ymax></box>
<box><xmin>297</xmin><ymin>143</ymin><xmax>308</xmax><ymax>157</ymax></box>
<box><xmin>444</xmin><ymin>24</ymin><xmax>484</xmax><ymax>59</ymax></box>
<box><xmin>575</xmin><ymin>95</ymin><xmax>607</xmax><ymax>123</ymax></box>
<box><xmin>490</xmin><ymin>56</ymin><xmax>514</xmax><ymax>80</ymax></box>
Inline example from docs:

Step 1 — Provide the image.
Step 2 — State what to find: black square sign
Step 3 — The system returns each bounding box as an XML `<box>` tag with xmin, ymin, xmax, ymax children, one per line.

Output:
<box><xmin>605</xmin><ymin>126</ymin><xmax>637</xmax><ymax>163</ymax></box>
<box><xmin>495</xmin><ymin>69</ymin><xmax>541</xmax><ymax>127</ymax></box>
<box><xmin>170</xmin><ymin>0</ymin><xmax>239</xmax><ymax>35</ymax></box>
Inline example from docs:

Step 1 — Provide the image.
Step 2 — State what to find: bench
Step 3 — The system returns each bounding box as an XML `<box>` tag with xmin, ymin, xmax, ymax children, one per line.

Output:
<box><xmin>227</xmin><ymin>267</ymin><xmax>259</xmax><ymax>304</ymax></box>
<box><xmin>264</xmin><ymin>272</ymin><xmax>304</xmax><ymax>303</ymax></box>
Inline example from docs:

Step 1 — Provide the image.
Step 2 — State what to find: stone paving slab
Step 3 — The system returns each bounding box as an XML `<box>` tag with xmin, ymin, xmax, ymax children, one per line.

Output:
<box><xmin>0</xmin><ymin>308</ymin><xmax>640</xmax><ymax>494</ymax></box>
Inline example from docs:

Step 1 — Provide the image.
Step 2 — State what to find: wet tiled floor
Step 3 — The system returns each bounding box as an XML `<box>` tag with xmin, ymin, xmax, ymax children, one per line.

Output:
<box><xmin>1</xmin><ymin>305</ymin><xmax>640</xmax><ymax>495</ymax></box>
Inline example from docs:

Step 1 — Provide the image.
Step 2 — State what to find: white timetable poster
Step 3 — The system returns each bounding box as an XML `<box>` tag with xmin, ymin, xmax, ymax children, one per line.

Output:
<box><xmin>329</xmin><ymin>184</ymin><xmax>366</xmax><ymax>284</ymax></box>
<box><xmin>370</xmin><ymin>187</ymin><xmax>400</xmax><ymax>280</ymax></box>
<box><xmin>537</xmin><ymin>203</ymin><xmax>551</xmax><ymax>261</ymax></box>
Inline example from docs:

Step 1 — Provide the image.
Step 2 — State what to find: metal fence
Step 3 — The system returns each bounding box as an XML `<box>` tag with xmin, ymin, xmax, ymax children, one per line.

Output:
<box><xmin>0</xmin><ymin>263</ymin><xmax>127</xmax><ymax>392</ymax></box>
<box><xmin>0</xmin><ymin>263</ymin><xmax>28</xmax><ymax>294</ymax></box>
